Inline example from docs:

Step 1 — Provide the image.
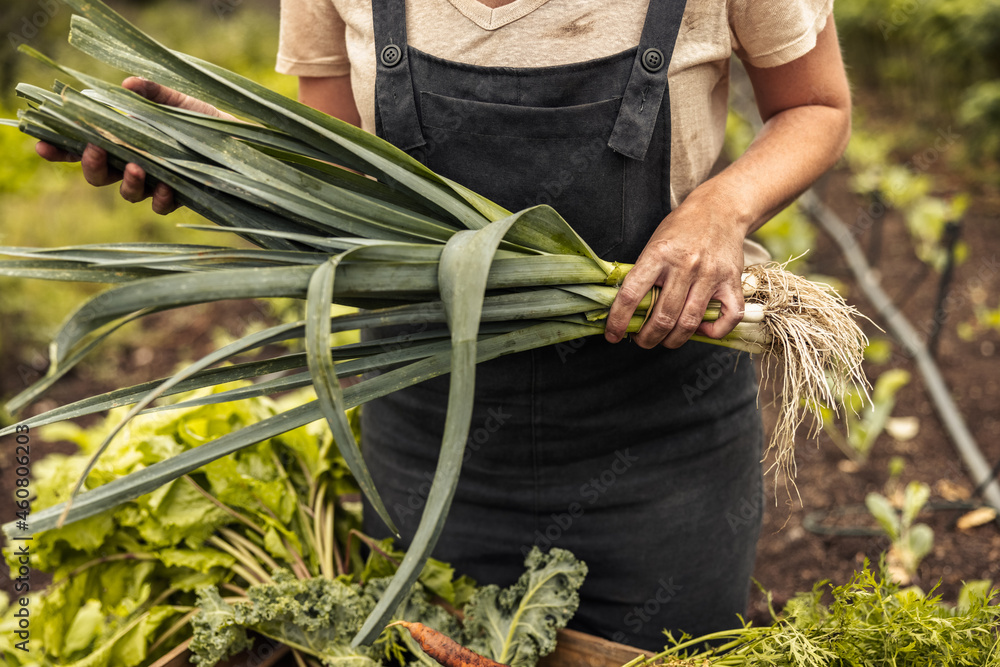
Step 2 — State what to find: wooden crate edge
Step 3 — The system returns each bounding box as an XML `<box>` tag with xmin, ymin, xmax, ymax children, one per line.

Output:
<box><xmin>539</xmin><ymin>628</ymin><xmax>648</xmax><ymax>667</ymax></box>
<box><xmin>161</xmin><ymin>627</ymin><xmax>644</xmax><ymax>667</ymax></box>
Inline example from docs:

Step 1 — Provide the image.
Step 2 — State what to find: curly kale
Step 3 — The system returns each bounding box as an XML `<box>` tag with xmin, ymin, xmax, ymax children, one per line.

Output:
<box><xmin>189</xmin><ymin>588</ymin><xmax>255</xmax><ymax>666</ymax></box>
<box><xmin>190</xmin><ymin>570</ymin><xmax>378</xmax><ymax>667</ymax></box>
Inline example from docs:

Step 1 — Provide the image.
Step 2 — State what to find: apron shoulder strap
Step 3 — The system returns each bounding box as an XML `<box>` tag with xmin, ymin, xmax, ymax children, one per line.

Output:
<box><xmin>372</xmin><ymin>0</ymin><xmax>427</xmax><ymax>151</ymax></box>
<box><xmin>608</xmin><ymin>0</ymin><xmax>689</xmax><ymax>161</ymax></box>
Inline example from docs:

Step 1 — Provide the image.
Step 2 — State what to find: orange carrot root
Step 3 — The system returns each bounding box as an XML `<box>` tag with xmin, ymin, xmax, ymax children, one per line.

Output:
<box><xmin>389</xmin><ymin>621</ymin><xmax>509</xmax><ymax>667</ymax></box>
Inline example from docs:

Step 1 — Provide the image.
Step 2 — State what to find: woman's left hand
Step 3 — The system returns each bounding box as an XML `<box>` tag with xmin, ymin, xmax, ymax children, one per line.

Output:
<box><xmin>604</xmin><ymin>15</ymin><xmax>852</xmax><ymax>349</ymax></box>
<box><xmin>603</xmin><ymin>187</ymin><xmax>748</xmax><ymax>348</ymax></box>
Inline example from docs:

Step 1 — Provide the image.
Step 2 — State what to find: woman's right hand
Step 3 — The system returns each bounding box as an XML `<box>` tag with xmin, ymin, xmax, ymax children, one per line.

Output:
<box><xmin>34</xmin><ymin>76</ymin><xmax>235</xmax><ymax>215</ymax></box>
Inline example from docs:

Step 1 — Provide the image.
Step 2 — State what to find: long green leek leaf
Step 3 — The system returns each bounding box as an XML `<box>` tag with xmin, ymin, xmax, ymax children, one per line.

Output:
<box><xmin>97</xmin><ymin>87</ymin><xmax>462</xmax><ymax>243</ymax></box>
<box><xmin>16</xmin><ymin>96</ymin><xmax>318</xmax><ymax>251</ymax></box>
<box><xmin>307</xmin><ymin>253</ymin><xmax>400</xmax><ymax>537</ymax></box>
<box><xmin>0</xmin><ymin>354</ymin><xmax>310</xmax><ymax>437</ymax></box>
<box><xmin>0</xmin><ymin>260</ymin><xmax>160</xmax><ymax>283</ymax></box>
<box><xmin>5</xmin><ymin>309</ymin><xmax>155</xmax><ymax>414</ymax></box>
<box><xmin>354</xmin><ymin>209</ymin><xmax>524</xmax><ymax>645</ymax></box>
<box><xmin>3</xmin><ymin>320</ymin><xmax>600</xmax><ymax>541</ymax></box>
<box><xmin>47</xmin><ymin>256</ymin><xmax>607</xmax><ymax>365</ymax></box>
<box><xmin>60</xmin><ymin>6</ymin><xmax>491</xmax><ymax>228</ymax></box>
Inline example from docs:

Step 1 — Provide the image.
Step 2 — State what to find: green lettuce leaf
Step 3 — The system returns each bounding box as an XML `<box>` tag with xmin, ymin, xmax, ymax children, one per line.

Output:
<box><xmin>64</xmin><ymin>599</ymin><xmax>105</xmax><ymax>654</ymax></box>
<box><xmin>158</xmin><ymin>546</ymin><xmax>236</xmax><ymax>572</ymax></box>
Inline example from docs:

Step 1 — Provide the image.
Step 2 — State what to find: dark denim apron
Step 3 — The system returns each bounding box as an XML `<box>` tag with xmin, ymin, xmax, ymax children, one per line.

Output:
<box><xmin>360</xmin><ymin>0</ymin><xmax>765</xmax><ymax>649</ymax></box>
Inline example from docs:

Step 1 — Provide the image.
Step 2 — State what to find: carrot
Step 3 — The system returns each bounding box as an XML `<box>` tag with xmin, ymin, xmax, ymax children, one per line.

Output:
<box><xmin>388</xmin><ymin>620</ymin><xmax>509</xmax><ymax>667</ymax></box>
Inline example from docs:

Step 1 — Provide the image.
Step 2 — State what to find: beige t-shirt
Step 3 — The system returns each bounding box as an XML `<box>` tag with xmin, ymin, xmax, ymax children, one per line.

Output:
<box><xmin>276</xmin><ymin>0</ymin><xmax>833</xmax><ymax>264</ymax></box>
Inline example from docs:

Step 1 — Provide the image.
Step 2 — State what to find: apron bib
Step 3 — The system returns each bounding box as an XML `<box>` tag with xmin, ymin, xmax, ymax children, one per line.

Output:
<box><xmin>360</xmin><ymin>0</ymin><xmax>765</xmax><ymax>648</ymax></box>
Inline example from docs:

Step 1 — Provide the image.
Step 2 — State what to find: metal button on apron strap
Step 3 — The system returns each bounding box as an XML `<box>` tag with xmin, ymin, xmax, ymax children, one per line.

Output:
<box><xmin>641</xmin><ymin>47</ymin><xmax>664</xmax><ymax>72</ymax></box>
<box><xmin>380</xmin><ymin>44</ymin><xmax>402</xmax><ymax>67</ymax></box>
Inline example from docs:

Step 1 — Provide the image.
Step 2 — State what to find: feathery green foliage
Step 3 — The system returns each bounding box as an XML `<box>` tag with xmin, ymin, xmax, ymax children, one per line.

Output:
<box><xmin>628</xmin><ymin>559</ymin><xmax>1000</xmax><ymax>667</ymax></box>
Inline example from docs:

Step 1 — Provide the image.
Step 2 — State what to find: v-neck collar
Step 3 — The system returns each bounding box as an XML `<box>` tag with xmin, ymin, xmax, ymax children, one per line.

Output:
<box><xmin>445</xmin><ymin>0</ymin><xmax>553</xmax><ymax>30</ymax></box>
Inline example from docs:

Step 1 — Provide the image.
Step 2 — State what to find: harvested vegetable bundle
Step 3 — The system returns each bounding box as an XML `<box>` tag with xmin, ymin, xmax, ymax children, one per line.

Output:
<box><xmin>0</xmin><ymin>0</ymin><xmax>868</xmax><ymax>648</ymax></box>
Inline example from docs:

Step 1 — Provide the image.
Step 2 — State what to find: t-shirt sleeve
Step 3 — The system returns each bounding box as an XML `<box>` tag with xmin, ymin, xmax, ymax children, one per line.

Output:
<box><xmin>276</xmin><ymin>0</ymin><xmax>351</xmax><ymax>77</ymax></box>
<box><xmin>729</xmin><ymin>0</ymin><xmax>834</xmax><ymax>68</ymax></box>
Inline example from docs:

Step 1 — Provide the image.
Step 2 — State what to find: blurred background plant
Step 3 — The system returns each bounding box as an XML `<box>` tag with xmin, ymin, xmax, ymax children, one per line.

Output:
<box><xmin>835</xmin><ymin>0</ymin><xmax>1000</xmax><ymax>171</ymax></box>
<box><xmin>819</xmin><ymin>363</ymin><xmax>914</xmax><ymax>466</ymax></box>
<box><xmin>865</xmin><ymin>480</ymin><xmax>935</xmax><ymax>585</ymax></box>
<box><xmin>0</xmin><ymin>0</ymin><xmax>292</xmax><ymax>418</ymax></box>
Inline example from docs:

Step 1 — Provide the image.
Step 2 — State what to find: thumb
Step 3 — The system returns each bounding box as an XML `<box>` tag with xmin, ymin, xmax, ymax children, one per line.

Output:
<box><xmin>121</xmin><ymin>76</ymin><xmax>233</xmax><ymax>119</ymax></box>
<box><xmin>122</xmin><ymin>76</ymin><xmax>162</xmax><ymax>101</ymax></box>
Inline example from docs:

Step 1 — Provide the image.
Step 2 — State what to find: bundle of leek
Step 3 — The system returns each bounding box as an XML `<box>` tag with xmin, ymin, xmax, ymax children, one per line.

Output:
<box><xmin>0</xmin><ymin>0</ymin><xmax>869</xmax><ymax>647</ymax></box>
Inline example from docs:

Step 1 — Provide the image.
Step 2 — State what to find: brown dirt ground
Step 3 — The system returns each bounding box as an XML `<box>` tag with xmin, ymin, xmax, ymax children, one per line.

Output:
<box><xmin>747</xmin><ymin>169</ymin><xmax>1000</xmax><ymax>623</ymax></box>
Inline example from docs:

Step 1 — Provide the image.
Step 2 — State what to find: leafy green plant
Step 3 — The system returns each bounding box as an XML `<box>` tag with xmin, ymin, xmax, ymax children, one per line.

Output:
<box><xmin>0</xmin><ymin>389</ymin><xmax>585</xmax><ymax>667</ymax></box>
<box><xmin>187</xmin><ymin>547</ymin><xmax>585</xmax><ymax>667</ymax></box>
<box><xmin>0</xmin><ymin>387</ymin><xmax>350</xmax><ymax>665</ymax></box>
<box><xmin>865</xmin><ymin>480</ymin><xmax>935</xmax><ymax>585</ymax></box>
<box><xmin>904</xmin><ymin>194</ymin><xmax>970</xmax><ymax>272</ymax></box>
<box><xmin>626</xmin><ymin>559</ymin><xmax>1000</xmax><ymax>666</ymax></box>
<box><xmin>843</xmin><ymin>126</ymin><xmax>970</xmax><ymax>273</ymax></box>
<box><xmin>959</xmin><ymin>80</ymin><xmax>1000</xmax><ymax>161</ymax></box>
<box><xmin>820</xmin><ymin>366</ymin><xmax>911</xmax><ymax>464</ymax></box>
<box><xmin>462</xmin><ymin>548</ymin><xmax>586</xmax><ymax>667</ymax></box>
<box><xmin>958</xmin><ymin>299</ymin><xmax>1000</xmax><ymax>341</ymax></box>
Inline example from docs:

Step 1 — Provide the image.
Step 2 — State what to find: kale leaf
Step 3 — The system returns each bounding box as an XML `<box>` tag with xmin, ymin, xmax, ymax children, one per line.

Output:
<box><xmin>461</xmin><ymin>547</ymin><xmax>587</xmax><ymax>667</ymax></box>
<box><xmin>190</xmin><ymin>570</ymin><xmax>379</xmax><ymax>667</ymax></box>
